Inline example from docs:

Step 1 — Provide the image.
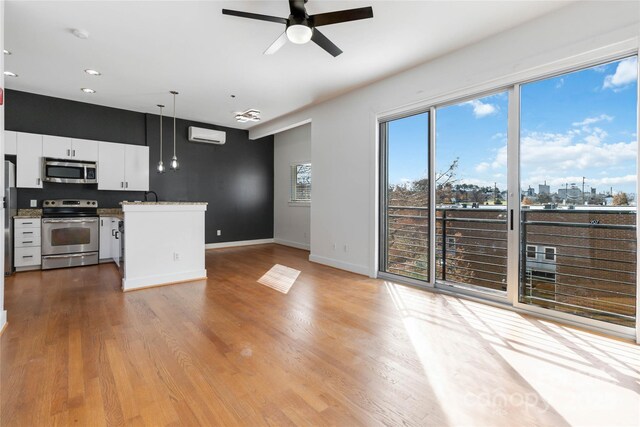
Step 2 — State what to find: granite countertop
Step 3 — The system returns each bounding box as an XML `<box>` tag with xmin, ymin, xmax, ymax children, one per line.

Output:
<box><xmin>120</xmin><ymin>201</ymin><xmax>208</xmax><ymax>205</ymax></box>
<box><xmin>14</xmin><ymin>209</ymin><xmax>43</xmax><ymax>219</ymax></box>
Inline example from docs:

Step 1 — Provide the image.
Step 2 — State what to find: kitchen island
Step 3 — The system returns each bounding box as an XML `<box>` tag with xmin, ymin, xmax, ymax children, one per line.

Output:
<box><xmin>121</xmin><ymin>202</ymin><xmax>207</xmax><ymax>291</ymax></box>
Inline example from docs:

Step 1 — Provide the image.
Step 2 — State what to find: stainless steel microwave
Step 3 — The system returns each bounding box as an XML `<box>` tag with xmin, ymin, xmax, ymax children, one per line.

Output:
<box><xmin>43</xmin><ymin>158</ymin><xmax>98</xmax><ymax>184</ymax></box>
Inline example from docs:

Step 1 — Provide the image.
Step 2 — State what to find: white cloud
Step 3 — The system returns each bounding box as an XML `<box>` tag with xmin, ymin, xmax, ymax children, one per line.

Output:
<box><xmin>571</xmin><ymin>114</ymin><xmax>613</xmax><ymax>127</ymax></box>
<box><xmin>463</xmin><ymin>99</ymin><xmax>498</xmax><ymax>118</ymax></box>
<box><xmin>475</xmin><ymin>162</ymin><xmax>490</xmax><ymax>172</ymax></box>
<box><xmin>603</xmin><ymin>57</ymin><xmax>638</xmax><ymax>90</ymax></box>
<box><xmin>555</xmin><ymin>78</ymin><xmax>565</xmax><ymax>89</ymax></box>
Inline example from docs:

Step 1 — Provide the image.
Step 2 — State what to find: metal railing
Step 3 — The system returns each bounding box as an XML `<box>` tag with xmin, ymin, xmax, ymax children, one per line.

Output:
<box><xmin>384</xmin><ymin>206</ymin><xmax>637</xmax><ymax>327</ymax></box>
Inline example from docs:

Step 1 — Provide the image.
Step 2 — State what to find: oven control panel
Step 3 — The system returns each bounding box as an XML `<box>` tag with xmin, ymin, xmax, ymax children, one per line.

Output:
<box><xmin>43</xmin><ymin>199</ymin><xmax>98</xmax><ymax>207</ymax></box>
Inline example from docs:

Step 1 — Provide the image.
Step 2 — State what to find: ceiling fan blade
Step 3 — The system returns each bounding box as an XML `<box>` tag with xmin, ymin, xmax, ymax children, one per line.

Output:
<box><xmin>289</xmin><ymin>0</ymin><xmax>306</xmax><ymax>16</ymax></box>
<box><xmin>222</xmin><ymin>9</ymin><xmax>288</xmax><ymax>25</ymax></box>
<box><xmin>311</xmin><ymin>29</ymin><xmax>343</xmax><ymax>57</ymax></box>
<box><xmin>264</xmin><ymin>32</ymin><xmax>288</xmax><ymax>55</ymax></box>
<box><xmin>311</xmin><ymin>6</ymin><xmax>373</xmax><ymax>27</ymax></box>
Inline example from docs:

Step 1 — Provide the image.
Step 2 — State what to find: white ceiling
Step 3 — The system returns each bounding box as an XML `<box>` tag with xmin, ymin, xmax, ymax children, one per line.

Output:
<box><xmin>4</xmin><ymin>1</ymin><xmax>572</xmax><ymax>130</ymax></box>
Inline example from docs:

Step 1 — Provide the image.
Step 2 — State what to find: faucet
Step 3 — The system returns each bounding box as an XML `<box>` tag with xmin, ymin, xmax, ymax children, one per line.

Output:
<box><xmin>144</xmin><ymin>191</ymin><xmax>159</xmax><ymax>202</ymax></box>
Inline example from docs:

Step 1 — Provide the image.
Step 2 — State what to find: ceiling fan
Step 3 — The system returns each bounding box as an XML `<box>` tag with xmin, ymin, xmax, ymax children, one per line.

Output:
<box><xmin>222</xmin><ymin>0</ymin><xmax>374</xmax><ymax>57</ymax></box>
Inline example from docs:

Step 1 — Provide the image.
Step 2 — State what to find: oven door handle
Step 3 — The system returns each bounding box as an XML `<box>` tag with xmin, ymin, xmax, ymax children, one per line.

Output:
<box><xmin>42</xmin><ymin>253</ymin><xmax>93</xmax><ymax>259</ymax></box>
<box><xmin>42</xmin><ymin>218</ymin><xmax>99</xmax><ymax>224</ymax></box>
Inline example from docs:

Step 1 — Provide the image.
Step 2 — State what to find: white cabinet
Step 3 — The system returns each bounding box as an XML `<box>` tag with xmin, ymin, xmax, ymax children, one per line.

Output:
<box><xmin>42</xmin><ymin>135</ymin><xmax>72</xmax><ymax>159</ymax></box>
<box><xmin>42</xmin><ymin>135</ymin><xmax>98</xmax><ymax>161</ymax></box>
<box><xmin>98</xmin><ymin>142</ymin><xmax>149</xmax><ymax>191</ymax></box>
<box><xmin>4</xmin><ymin>130</ymin><xmax>17</xmax><ymax>155</ymax></box>
<box><xmin>98</xmin><ymin>143</ymin><xmax>126</xmax><ymax>190</ymax></box>
<box><xmin>99</xmin><ymin>217</ymin><xmax>114</xmax><ymax>260</ymax></box>
<box><xmin>16</xmin><ymin>132</ymin><xmax>43</xmax><ymax>188</ymax></box>
<box><xmin>71</xmin><ymin>139</ymin><xmax>99</xmax><ymax>161</ymax></box>
<box><xmin>14</xmin><ymin>218</ymin><xmax>41</xmax><ymax>269</ymax></box>
<box><xmin>111</xmin><ymin>218</ymin><xmax>121</xmax><ymax>267</ymax></box>
<box><xmin>124</xmin><ymin>145</ymin><xmax>149</xmax><ymax>191</ymax></box>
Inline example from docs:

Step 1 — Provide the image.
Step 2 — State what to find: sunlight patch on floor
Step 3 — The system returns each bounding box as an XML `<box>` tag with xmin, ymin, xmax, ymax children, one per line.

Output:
<box><xmin>258</xmin><ymin>264</ymin><xmax>301</xmax><ymax>294</ymax></box>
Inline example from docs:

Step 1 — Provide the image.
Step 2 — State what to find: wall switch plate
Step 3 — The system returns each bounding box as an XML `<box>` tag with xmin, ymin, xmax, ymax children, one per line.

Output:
<box><xmin>30</xmin><ymin>200</ymin><xmax>37</xmax><ymax>207</ymax></box>
<box><xmin>217</xmin><ymin>230</ymin><xmax>221</xmax><ymax>236</ymax></box>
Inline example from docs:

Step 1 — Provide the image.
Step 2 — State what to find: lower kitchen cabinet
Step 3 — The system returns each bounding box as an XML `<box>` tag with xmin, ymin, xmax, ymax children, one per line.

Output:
<box><xmin>14</xmin><ymin>218</ymin><xmax>41</xmax><ymax>269</ymax></box>
<box><xmin>99</xmin><ymin>217</ymin><xmax>113</xmax><ymax>260</ymax></box>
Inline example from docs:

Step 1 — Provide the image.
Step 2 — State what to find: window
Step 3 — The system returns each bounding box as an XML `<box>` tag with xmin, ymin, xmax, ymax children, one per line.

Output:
<box><xmin>544</xmin><ymin>247</ymin><xmax>556</xmax><ymax>262</ymax></box>
<box><xmin>291</xmin><ymin>163</ymin><xmax>311</xmax><ymax>202</ymax></box>
<box><xmin>526</xmin><ymin>245</ymin><xmax>537</xmax><ymax>259</ymax></box>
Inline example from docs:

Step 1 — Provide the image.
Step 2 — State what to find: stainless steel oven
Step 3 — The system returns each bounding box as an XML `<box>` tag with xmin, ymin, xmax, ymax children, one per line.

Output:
<box><xmin>43</xmin><ymin>158</ymin><xmax>98</xmax><ymax>184</ymax></box>
<box><xmin>41</xmin><ymin>200</ymin><xmax>100</xmax><ymax>270</ymax></box>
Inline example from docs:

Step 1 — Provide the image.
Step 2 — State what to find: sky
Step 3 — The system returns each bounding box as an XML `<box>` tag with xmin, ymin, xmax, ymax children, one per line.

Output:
<box><xmin>387</xmin><ymin>56</ymin><xmax>638</xmax><ymax>196</ymax></box>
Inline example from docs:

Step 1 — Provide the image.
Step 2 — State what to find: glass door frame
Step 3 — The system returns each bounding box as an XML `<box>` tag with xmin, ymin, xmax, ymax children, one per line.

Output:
<box><xmin>376</xmin><ymin>50</ymin><xmax>639</xmax><ymax>342</ymax></box>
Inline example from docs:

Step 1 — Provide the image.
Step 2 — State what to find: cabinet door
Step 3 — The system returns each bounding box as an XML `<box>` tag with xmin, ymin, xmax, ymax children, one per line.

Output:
<box><xmin>124</xmin><ymin>145</ymin><xmax>149</xmax><ymax>191</ymax></box>
<box><xmin>98</xmin><ymin>142</ymin><xmax>126</xmax><ymax>191</ymax></box>
<box><xmin>111</xmin><ymin>219</ymin><xmax>120</xmax><ymax>266</ymax></box>
<box><xmin>71</xmin><ymin>138</ymin><xmax>99</xmax><ymax>161</ymax></box>
<box><xmin>16</xmin><ymin>133</ymin><xmax>43</xmax><ymax>188</ymax></box>
<box><xmin>42</xmin><ymin>135</ymin><xmax>72</xmax><ymax>159</ymax></box>
<box><xmin>4</xmin><ymin>130</ymin><xmax>17</xmax><ymax>155</ymax></box>
<box><xmin>99</xmin><ymin>217</ymin><xmax>113</xmax><ymax>260</ymax></box>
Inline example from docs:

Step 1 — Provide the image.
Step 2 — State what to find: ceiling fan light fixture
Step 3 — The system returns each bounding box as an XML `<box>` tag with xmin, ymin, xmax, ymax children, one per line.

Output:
<box><xmin>286</xmin><ymin>24</ymin><xmax>313</xmax><ymax>44</ymax></box>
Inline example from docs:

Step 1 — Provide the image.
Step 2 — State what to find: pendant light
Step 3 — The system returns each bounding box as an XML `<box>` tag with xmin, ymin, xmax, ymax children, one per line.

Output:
<box><xmin>170</xmin><ymin>90</ymin><xmax>179</xmax><ymax>170</ymax></box>
<box><xmin>156</xmin><ymin>104</ymin><xmax>165</xmax><ymax>173</ymax></box>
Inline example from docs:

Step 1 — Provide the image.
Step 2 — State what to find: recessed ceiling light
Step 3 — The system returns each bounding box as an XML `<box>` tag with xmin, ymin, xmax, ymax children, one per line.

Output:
<box><xmin>4</xmin><ymin>71</ymin><xmax>18</xmax><ymax>77</ymax></box>
<box><xmin>84</xmin><ymin>69</ymin><xmax>101</xmax><ymax>76</ymax></box>
<box><xmin>81</xmin><ymin>88</ymin><xmax>96</xmax><ymax>94</ymax></box>
<box><xmin>3</xmin><ymin>49</ymin><xmax>11</xmax><ymax>55</ymax></box>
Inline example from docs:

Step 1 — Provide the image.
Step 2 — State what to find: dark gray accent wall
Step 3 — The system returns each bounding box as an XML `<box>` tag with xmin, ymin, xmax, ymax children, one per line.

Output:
<box><xmin>5</xmin><ymin>89</ymin><xmax>274</xmax><ymax>244</ymax></box>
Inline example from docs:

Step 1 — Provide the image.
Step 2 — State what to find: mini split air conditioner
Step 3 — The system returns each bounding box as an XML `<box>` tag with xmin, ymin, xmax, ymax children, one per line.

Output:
<box><xmin>188</xmin><ymin>126</ymin><xmax>226</xmax><ymax>145</ymax></box>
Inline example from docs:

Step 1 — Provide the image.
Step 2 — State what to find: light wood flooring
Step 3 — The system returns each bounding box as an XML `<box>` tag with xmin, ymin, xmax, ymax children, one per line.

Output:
<box><xmin>1</xmin><ymin>244</ymin><xmax>639</xmax><ymax>426</ymax></box>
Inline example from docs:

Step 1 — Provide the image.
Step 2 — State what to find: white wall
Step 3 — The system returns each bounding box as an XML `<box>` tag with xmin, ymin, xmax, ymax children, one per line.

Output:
<box><xmin>250</xmin><ymin>1</ymin><xmax>640</xmax><ymax>277</ymax></box>
<box><xmin>274</xmin><ymin>123</ymin><xmax>311</xmax><ymax>251</ymax></box>
<box><xmin>122</xmin><ymin>204</ymin><xmax>207</xmax><ymax>290</ymax></box>
<box><xmin>1</xmin><ymin>0</ymin><xmax>7</xmax><ymax>331</ymax></box>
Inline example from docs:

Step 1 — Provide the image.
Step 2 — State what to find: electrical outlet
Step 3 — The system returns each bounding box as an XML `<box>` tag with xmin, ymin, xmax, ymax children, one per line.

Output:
<box><xmin>344</xmin><ymin>244</ymin><xmax>348</xmax><ymax>252</ymax></box>
<box><xmin>332</xmin><ymin>243</ymin><xmax>336</xmax><ymax>250</ymax></box>
<box><xmin>217</xmin><ymin>230</ymin><xmax>221</xmax><ymax>236</ymax></box>
<box><xmin>30</xmin><ymin>200</ymin><xmax>37</xmax><ymax>207</ymax></box>
<box><xmin>173</xmin><ymin>252</ymin><xmax>180</xmax><ymax>261</ymax></box>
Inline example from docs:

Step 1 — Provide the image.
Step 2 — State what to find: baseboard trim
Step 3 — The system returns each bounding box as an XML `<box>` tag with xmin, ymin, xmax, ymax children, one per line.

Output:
<box><xmin>122</xmin><ymin>270</ymin><xmax>208</xmax><ymax>291</ymax></box>
<box><xmin>274</xmin><ymin>238</ymin><xmax>310</xmax><ymax>251</ymax></box>
<box><xmin>0</xmin><ymin>310</ymin><xmax>7</xmax><ymax>336</ymax></box>
<box><xmin>205</xmin><ymin>238</ymin><xmax>274</xmax><ymax>249</ymax></box>
<box><xmin>308</xmin><ymin>254</ymin><xmax>369</xmax><ymax>276</ymax></box>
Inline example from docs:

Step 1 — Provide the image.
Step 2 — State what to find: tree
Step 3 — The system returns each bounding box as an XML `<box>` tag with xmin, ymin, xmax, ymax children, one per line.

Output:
<box><xmin>522</xmin><ymin>197</ymin><xmax>534</xmax><ymax>206</ymax></box>
<box><xmin>613</xmin><ymin>192</ymin><xmax>630</xmax><ymax>206</ymax></box>
<box><xmin>537</xmin><ymin>193</ymin><xmax>552</xmax><ymax>204</ymax></box>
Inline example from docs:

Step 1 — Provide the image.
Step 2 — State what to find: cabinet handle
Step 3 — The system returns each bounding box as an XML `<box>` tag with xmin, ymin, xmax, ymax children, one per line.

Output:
<box><xmin>101</xmin><ymin>219</ymin><xmax>104</xmax><ymax>226</ymax></box>
<box><xmin>22</xmin><ymin>255</ymin><xmax>33</xmax><ymax>259</ymax></box>
<box><xmin>112</xmin><ymin>229</ymin><xmax>116</xmax><ymax>236</ymax></box>
<box><xmin>121</xmin><ymin>182</ymin><xmax>124</xmax><ymax>188</ymax></box>
<box><xmin>114</xmin><ymin>231</ymin><xmax>119</xmax><ymax>240</ymax></box>
<box><xmin>125</xmin><ymin>182</ymin><xmax>129</xmax><ymax>189</ymax></box>
<box><xmin>22</xmin><ymin>222</ymin><xmax>33</xmax><ymax>225</ymax></box>
<box><xmin>23</xmin><ymin>241</ymin><xmax>33</xmax><ymax>244</ymax></box>
<box><xmin>37</xmin><ymin>178</ymin><xmax>41</xmax><ymax>186</ymax></box>
<box><xmin>67</xmin><ymin>149</ymin><xmax>70</xmax><ymax>156</ymax></box>
<box><xmin>23</xmin><ymin>231</ymin><xmax>33</xmax><ymax>235</ymax></box>
<box><xmin>72</xmin><ymin>149</ymin><xmax>76</xmax><ymax>157</ymax></box>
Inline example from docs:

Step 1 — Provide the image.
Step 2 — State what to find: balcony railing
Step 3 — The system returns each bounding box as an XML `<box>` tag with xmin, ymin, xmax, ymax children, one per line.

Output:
<box><xmin>384</xmin><ymin>205</ymin><xmax>637</xmax><ymax>328</ymax></box>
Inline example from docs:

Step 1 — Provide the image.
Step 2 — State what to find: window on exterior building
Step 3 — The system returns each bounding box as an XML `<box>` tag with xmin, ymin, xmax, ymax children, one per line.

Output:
<box><xmin>544</xmin><ymin>247</ymin><xmax>556</xmax><ymax>262</ymax></box>
<box><xmin>526</xmin><ymin>245</ymin><xmax>537</xmax><ymax>259</ymax></box>
<box><xmin>291</xmin><ymin>163</ymin><xmax>311</xmax><ymax>202</ymax></box>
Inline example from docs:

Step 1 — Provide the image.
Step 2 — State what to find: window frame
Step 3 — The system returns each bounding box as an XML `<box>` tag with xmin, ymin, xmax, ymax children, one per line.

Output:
<box><xmin>290</xmin><ymin>162</ymin><xmax>312</xmax><ymax>206</ymax></box>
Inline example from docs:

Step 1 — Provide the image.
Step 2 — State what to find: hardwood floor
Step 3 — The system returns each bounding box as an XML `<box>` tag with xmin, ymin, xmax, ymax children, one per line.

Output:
<box><xmin>1</xmin><ymin>244</ymin><xmax>639</xmax><ymax>426</ymax></box>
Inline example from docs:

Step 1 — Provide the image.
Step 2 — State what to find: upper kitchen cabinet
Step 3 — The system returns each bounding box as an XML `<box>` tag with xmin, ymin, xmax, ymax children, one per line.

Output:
<box><xmin>16</xmin><ymin>132</ymin><xmax>43</xmax><ymax>188</ymax></box>
<box><xmin>42</xmin><ymin>135</ymin><xmax>98</xmax><ymax>161</ymax></box>
<box><xmin>98</xmin><ymin>142</ymin><xmax>148</xmax><ymax>191</ymax></box>
<box><xmin>124</xmin><ymin>145</ymin><xmax>149</xmax><ymax>191</ymax></box>
<box><xmin>4</xmin><ymin>131</ymin><xmax>17</xmax><ymax>155</ymax></box>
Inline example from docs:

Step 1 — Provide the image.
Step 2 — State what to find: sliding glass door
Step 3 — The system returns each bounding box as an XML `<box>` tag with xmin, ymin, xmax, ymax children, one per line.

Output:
<box><xmin>435</xmin><ymin>92</ymin><xmax>509</xmax><ymax>295</ymax></box>
<box><xmin>380</xmin><ymin>111</ymin><xmax>430</xmax><ymax>281</ymax></box>
<box><xmin>519</xmin><ymin>56</ymin><xmax>638</xmax><ymax>327</ymax></box>
<box><xmin>379</xmin><ymin>55</ymin><xmax>638</xmax><ymax>332</ymax></box>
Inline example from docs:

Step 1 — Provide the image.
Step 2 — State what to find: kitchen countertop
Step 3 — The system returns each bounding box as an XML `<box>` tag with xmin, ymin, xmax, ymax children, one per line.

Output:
<box><xmin>14</xmin><ymin>208</ymin><xmax>124</xmax><ymax>219</ymax></box>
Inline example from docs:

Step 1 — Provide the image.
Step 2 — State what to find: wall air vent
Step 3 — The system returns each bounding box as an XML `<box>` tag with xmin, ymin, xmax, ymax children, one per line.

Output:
<box><xmin>188</xmin><ymin>127</ymin><xmax>226</xmax><ymax>145</ymax></box>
